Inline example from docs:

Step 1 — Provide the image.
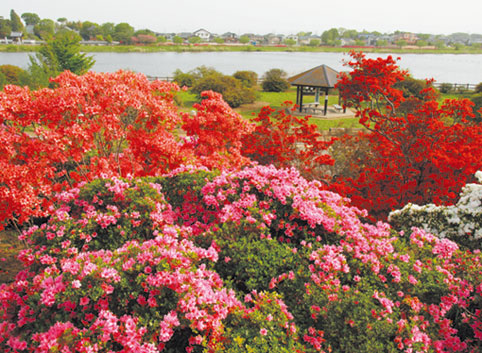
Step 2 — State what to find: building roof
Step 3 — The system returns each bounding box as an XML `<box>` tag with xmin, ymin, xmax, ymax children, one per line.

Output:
<box><xmin>288</xmin><ymin>64</ymin><xmax>340</xmax><ymax>88</ymax></box>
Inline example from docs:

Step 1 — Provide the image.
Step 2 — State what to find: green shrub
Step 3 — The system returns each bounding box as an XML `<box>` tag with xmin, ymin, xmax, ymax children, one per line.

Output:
<box><xmin>0</xmin><ymin>64</ymin><xmax>27</xmax><ymax>86</ymax></box>
<box><xmin>262</xmin><ymin>68</ymin><xmax>290</xmax><ymax>92</ymax></box>
<box><xmin>173</xmin><ymin>69</ymin><xmax>195</xmax><ymax>87</ymax></box>
<box><xmin>191</xmin><ymin>73</ymin><xmax>256</xmax><ymax>108</ymax></box>
<box><xmin>394</xmin><ymin>76</ymin><xmax>438</xmax><ymax>100</ymax></box>
<box><xmin>232</xmin><ymin>70</ymin><xmax>258</xmax><ymax>88</ymax></box>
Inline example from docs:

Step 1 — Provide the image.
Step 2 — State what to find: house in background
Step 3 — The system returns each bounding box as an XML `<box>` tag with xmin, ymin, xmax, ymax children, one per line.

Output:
<box><xmin>265</xmin><ymin>33</ymin><xmax>285</xmax><ymax>45</ymax></box>
<box><xmin>193</xmin><ymin>28</ymin><xmax>212</xmax><ymax>41</ymax></box>
<box><xmin>393</xmin><ymin>32</ymin><xmax>418</xmax><ymax>45</ymax></box>
<box><xmin>222</xmin><ymin>32</ymin><xmax>238</xmax><ymax>43</ymax></box>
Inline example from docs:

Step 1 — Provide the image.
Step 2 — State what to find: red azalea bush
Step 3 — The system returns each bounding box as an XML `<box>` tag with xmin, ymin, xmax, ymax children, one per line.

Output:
<box><xmin>241</xmin><ymin>104</ymin><xmax>335</xmax><ymax>182</ymax></box>
<box><xmin>331</xmin><ymin>51</ymin><xmax>482</xmax><ymax>219</ymax></box>
<box><xmin>0</xmin><ymin>71</ymin><xmax>252</xmax><ymax>230</ymax></box>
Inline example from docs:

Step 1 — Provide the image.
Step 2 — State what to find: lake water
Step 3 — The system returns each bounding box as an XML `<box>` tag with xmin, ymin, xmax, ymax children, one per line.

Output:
<box><xmin>1</xmin><ymin>51</ymin><xmax>481</xmax><ymax>84</ymax></box>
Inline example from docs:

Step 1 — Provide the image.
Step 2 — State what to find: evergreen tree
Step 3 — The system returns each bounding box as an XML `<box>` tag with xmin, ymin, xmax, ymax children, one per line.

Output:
<box><xmin>30</xmin><ymin>30</ymin><xmax>95</xmax><ymax>78</ymax></box>
<box><xmin>10</xmin><ymin>9</ymin><xmax>24</xmax><ymax>32</ymax></box>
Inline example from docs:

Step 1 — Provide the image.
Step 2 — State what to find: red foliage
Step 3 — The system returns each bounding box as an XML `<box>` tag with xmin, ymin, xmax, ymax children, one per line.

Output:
<box><xmin>332</xmin><ymin>52</ymin><xmax>482</xmax><ymax>219</ymax></box>
<box><xmin>241</xmin><ymin>104</ymin><xmax>335</xmax><ymax>181</ymax></box>
<box><xmin>0</xmin><ymin>71</ymin><xmax>252</xmax><ymax>228</ymax></box>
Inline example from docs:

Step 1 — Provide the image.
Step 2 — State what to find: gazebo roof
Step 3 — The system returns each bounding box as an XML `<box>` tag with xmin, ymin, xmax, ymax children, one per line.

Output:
<box><xmin>288</xmin><ymin>64</ymin><xmax>339</xmax><ymax>88</ymax></box>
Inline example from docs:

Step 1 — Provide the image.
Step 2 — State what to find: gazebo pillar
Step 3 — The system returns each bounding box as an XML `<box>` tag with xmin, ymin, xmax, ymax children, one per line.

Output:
<box><xmin>323</xmin><ymin>88</ymin><xmax>329</xmax><ymax>115</ymax></box>
<box><xmin>315</xmin><ymin>88</ymin><xmax>320</xmax><ymax>103</ymax></box>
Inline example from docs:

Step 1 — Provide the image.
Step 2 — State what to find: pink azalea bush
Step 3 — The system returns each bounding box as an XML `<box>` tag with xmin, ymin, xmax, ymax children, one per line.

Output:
<box><xmin>1</xmin><ymin>166</ymin><xmax>482</xmax><ymax>352</ymax></box>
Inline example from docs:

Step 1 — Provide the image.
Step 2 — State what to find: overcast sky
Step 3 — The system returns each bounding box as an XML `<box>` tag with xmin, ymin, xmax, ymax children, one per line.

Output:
<box><xmin>1</xmin><ymin>0</ymin><xmax>481</xmax><ymax>35</ymax></box>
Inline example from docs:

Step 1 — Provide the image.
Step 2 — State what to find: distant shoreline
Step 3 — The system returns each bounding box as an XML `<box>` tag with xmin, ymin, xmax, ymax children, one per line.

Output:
<box><xmin>2</xmin><ymin>44</ymin><xmax>482</xmax><ymax>55</ymax></box>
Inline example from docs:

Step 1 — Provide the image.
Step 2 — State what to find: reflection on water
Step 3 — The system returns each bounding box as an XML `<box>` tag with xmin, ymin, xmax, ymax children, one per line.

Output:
<box><xmin>1</xmin><ymin>51</ymin><xmax>481</xmax><ymax>84</ymax></box>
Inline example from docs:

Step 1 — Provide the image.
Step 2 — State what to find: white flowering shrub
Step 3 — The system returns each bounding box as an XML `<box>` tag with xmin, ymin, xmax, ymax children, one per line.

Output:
<box><xmin>389</xmin><ymin>171</ymin><xmax>482</xmax><ymax>250</ymax></box>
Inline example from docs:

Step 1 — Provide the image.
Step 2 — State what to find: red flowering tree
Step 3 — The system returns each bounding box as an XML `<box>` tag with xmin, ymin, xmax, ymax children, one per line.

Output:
<box><xmin>331</xmin><ymin>52</ymin><xmax>482</xmax><ymax>219</ymax></box>
<box><xmin>241</xmin><ymin>104</ymin><xmax>335</xmax><ymax>182</ymax></box>
<box><xmin>0</xmin><ymin>71</ymin><xmax>253</xmax><ymax>229</ymax></box>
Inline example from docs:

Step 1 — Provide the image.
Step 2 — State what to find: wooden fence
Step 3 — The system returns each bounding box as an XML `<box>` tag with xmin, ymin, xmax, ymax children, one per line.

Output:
<box><xmin>148</xmin><ymin>76</ymin><xmax>478</xmax><ymax>92</ymax></box>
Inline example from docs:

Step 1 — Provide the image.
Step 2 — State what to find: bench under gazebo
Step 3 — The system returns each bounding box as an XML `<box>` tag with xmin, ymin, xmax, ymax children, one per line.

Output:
<box><xmin>288</xmin><ymin>64</ymin><xmax>344</xmax><ymax>116</ymax></box>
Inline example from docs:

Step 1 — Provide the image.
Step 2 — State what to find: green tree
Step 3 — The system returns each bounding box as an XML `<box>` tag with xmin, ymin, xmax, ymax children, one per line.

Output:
<box><xmin>80</xmin><ymin>21</ymin><xmax>101</xmax><ymax>40</ymax></box>
<box><xmin>21</xmin><ymin>12</ymin><xmax>40</xmax><ymax>26</ymax></box>
<box><xmin>395</xmin><ymin>39</ymin><xmax>407</xmax><ymax>47</ymax></box>
<box><xmin>172</xmin><ymin>35</ymin><xmax>183</xmax><ymax>44</ymax></box>
<box><xmin>34</xmin><ymin>19</ymin><xmax>55</xmax><ymax>40</ymax></box>
<box><xmin>113</xmin><ymin>22</ymin><xmax>134</xmax><ymax>44</ymax></box>
<box><xmin>261</xmin><ymin>68</ymin><xmax>290</xmax><ymax>92</ymax></box>
<box><xmin>0</xmin><ymin>19</ymin><xmax>12</xmax><ymax>38</ymax></box>
<box><xmin>188</xmin><ymin>36</ymin><xmax>201</xmax><ymax>44</ymax></box>
<box><xmin>239</xmin><ymin>35</ymin><xmax>250</xmax><ymax>44</ymax></box>
<box><xmin>100</xmin><ymin>22</ymin><xmax>115</xmax><ymax>38</ymax></box>
<box><xmin>214</xmin><ymin>37</ymin><xmax>224</xmax><ymax>44</ymax></box>
<box><xmin>309</xmin><ymin>38</ymin><xmax>321</xmax><ymax>47</ymax></box>
<box><xmin>415</xmin><ymin>40</ymin><xmax>428</xmax><ymax>47</ymax></box>
<box><xmin>321</xmin><ymin>28</ymin><xmax>340</xmax><ymax>45</ymax></box>
<box><xmin>284</xmin><ymin>38</ymin><xmax>296</xmax><ymax>46</ymax></box>
<box><xmin>30</xmin><ymin>31</ymin><xmax>95</xmax><ymax>77</ymax></box>
<box><xmin>10</xmin><ymin>10</ymin><xmax>24</xmax><ymax>32</ymax></box>
<box><xmin>66</xmin><ymin>21</ymin><xmax>82</xmax><ymax>32</ymax></box>
<box><xmin>157</xmin><ymin>35</ymin><xmax>166</xmax><ymax>43</ymax></box>
<box><xmin>342</xmin><ymin>29</ymin><xmax>358</xmax><ymax>39</ymax></box>
<box><xmin>376</xmin><ymin>39</ymin><xmax>388</xmax><ymax>47</ymax></box>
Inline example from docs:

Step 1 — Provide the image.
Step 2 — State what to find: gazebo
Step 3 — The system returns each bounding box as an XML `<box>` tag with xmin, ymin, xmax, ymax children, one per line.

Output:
<box><xmin>288</xmin><ymin>64</ymin><xmax>341</xmax><ymax>116</ymax></box>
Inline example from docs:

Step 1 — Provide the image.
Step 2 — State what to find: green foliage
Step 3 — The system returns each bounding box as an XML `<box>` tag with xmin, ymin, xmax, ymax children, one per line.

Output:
<box><xmin>0</xmin><ymin>71</ymin><xmax>6</xmax><ymax>90</ymax></box>
<box><xmin>232</xmin><ymin>70</ymin><xmax>258</xmax><ymax>87</ymax></box>
<box><xmin>222</xmin><ymin>292</ymin><xmax>304</xmax><ymax>353</ymax></box>
<box><xmin>0</xmin><ymin>19</ymin><xmax>12</xmax><ymax>38</ymax></box>
<box><xmin>173</xmin><ymin>69</ymin><xmax>195</xmax><ymax>87</ymax></box>
<box><xmin>191</xmin><ymin>72</ymin><xmax>256</xmax><ymax>108</ymax></box>
<box><xmin>321</xmin><ymin>28</ymin><xmax>340</xmax><ymax>45</ymax></box>
<box><xmin>394</xmin><ymin>76</ymin><xmax>435</xmax><ymax>99</ymax></box>
<box><xmin>21</xmin><ymin>12</ymin><xmax>40</xmax><ymax>26</ymax></box>
<box><xmin>173</xmin><ymin>35</ymin><xmax>183</xmax><ymax>44</ymax></box>
<box><xmin>0</xmin><ymin>64</ymin><xmax>26</xmax><ymax>86</ymax></box>
<box><xmin>309</xmin><ymin>38</ymin><xmax>321</xmax><ymax>47</ymax></box>
<box><xmin>113</xmin><ymin>22</ymin><xmax>135</xmax><ymax>44</ymax></box>
<box><xmin>188</xmin><ymin>36</ymin><xmax>201</xmax><ymax>44</ymax></box>
<box><xmin>34</xmin><ymin>18</ymin><xmax>55</xmax><ymax>40</ymax></box>
<box><xmin>31</xmin><ymin>30</ymin><xmax>95</xmax><ymax>77</ymax></box>
<box><xmin>284</xmin><ymin>38</ymin><xmax>297</xmax><ymax>46</ymax></box>
<box><xmin>239</xmin><ymin>35</ymin><xmax>250</xmax><ymax>44</ymax></box>
<box><xmin>261</xmin><ymin>68</ymin><xmax>290</xmax><ymax>92</ymax></box>
<box><xmin>80</xmin><ymin>21</ymin><xmax>101</xmax><ymax>40</ymax></box>
<box><xmin>10</xmin><ymin>10</ymin><xmax>24</xmax><ymax>32</ymax></box>
<box><xmin>214</xmin><ymin>37</ymin><xmax>224</xmax><ymax>44</ymax></box>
